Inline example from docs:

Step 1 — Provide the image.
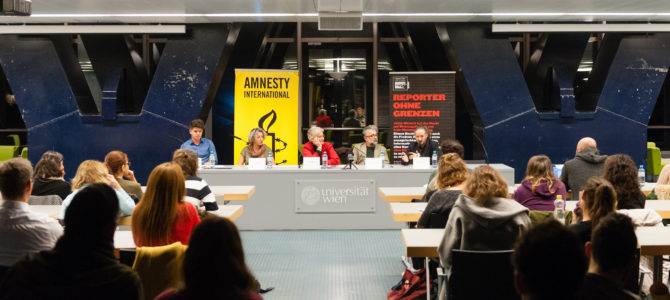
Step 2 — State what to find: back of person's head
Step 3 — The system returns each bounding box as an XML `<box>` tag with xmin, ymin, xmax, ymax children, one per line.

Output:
<box><xmin>319</xmin><ymin>109</ymin><xmax>327</xmax><ymax>116</ymax></box>
<box><xmin>463</xmin><ymin>165</ymin><xmax>509</xmax><ymax>203</ymax></box>
<box><xmin>62</xmin><ymin>183</ymin><xmax>119</xmax><ymax>245</ymax></box>
<box><xmin>513</xmin><ymin>220</ymin><xmax>587</xmax><ymax>300</ymax></box>
<box><xmin>439</xmin><ymin>139</ymin><xmax>464</xmax><ymax>158</ymax></box>
<box><xmin>581</xmin><ymin>177</ymin><xmax>617</xmax><ymax>228</ymax></box>
<box><xmin>104</xmin><ymin>150</ymin><xmax>128</xmax><ymax>175</ymax></box>
<box><xmin>436</xmin><ymin>153</ymin><xmax>468</xmax><ymax>189</ymax></box>
<box><xmin>589</xmin><ymin>213</ymin><xmax>637</xmax><ymax>274</ymax></box>
<box><xmin>132</xmin><ymin>162</ymin><xmax>186</xmax><ymax>246</ymax></box>
<box><xmin>576</xmin><ymin>137</ymin><xmax>597</xmax><ymax>153</ymax></box>
<box><xmin>347</xmin><ymin>109</ymin><xmax>356</xmax><ymax>118</ymax></box>
<box><xmin>71</xmin><ymin>160</ymin><xmax>109</xmax><ymax>190</ymax></box>
<box><xmin>172</xmin><ymin>149</ymin><xmax>198</xmax><ymax>177</ymax></box>
<box><xmin>180</xmin><ymin>217</ymin><xmax>256</xmax><ymax>299</ymax></box>
<box><xmin>189</xmin><ymin>119</ymin><xmax>204</xmax><ymax>130</ymax></box>
<box><xmin>602</xmin><ymin>154</ymin><xmax>640</xmax><ymax>209</ymax></box>
<box><xmin>524</xmin><ymin>155</ymin><xmax>557</xmax><ymax>195</ymax></box>
<box><xmin>34</xmin><ymin>150</ymin><xmax>64</xmax><ymax>179</ymax></box>
<box><xmin>0</xmin><ymin>157</ymin><xmax>32</xmax><ymax>200</ymax></box>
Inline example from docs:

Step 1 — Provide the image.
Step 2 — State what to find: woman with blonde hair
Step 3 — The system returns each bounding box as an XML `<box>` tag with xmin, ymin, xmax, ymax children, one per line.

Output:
<box><xmin>59</xmin><ymin>160</ymin><xmax>135</xmax><ymax>219</ymax></box>
<box><xmin>513</xmin><ymin>155</ymin><xmax>567</xmax><ymax>211</ymax></box>
<box><xmin>104</xmin><ymin>150</ymin><xmax>143</xmax><ymax>200</ymax></box>
<box><xmin>237</xmin><ymin>128</ymin><xmax>273</xmax><ymax>165</ymax></box>
<box><xmin>569</xmin><ymin>176</ymin><xmax>618</xmax><ymax>244</ymax></box>
<box><xmin>417</xmin><ymin>153</ymin><xmax>469</xmax><ymax>228</ymax></box>
<box><xmin>131</xmin><ymin>162</ymin><xmax>200</xmax><ymax>247</ymax></box>
<box><xmin>437</xmin><ymin>165</ymin><xmax>531</xmax><ymax>299</ymax></box>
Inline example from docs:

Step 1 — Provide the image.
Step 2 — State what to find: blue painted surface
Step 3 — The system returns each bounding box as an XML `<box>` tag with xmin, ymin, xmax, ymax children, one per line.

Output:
<box><xmin>446</xmin><ymin>25</ymin><xmax>670</xmax><ymax>182</ymax></box>
<box><xmin>0</xmin><ymin>25</ymin><xmax>230</xmax><ymax>183</ymax></box>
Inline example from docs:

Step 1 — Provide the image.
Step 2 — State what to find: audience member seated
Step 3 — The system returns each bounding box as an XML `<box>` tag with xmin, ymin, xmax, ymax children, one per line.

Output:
<box><xmin>438</xmin><ymin>165</ymin><xmax>531</xmax><ymax>299</ymax></box>
<box><xmin>132</xmin><ymin>162</ymin><xmax>200</xmax><ymax>247</ymax></box>
<box><xmin>560</xmin><ymin>137</ymin><xmax>607</xmax><ymax>200</ymax></box>
<box><xmin>0</xmin><ymin>184</ymin><xmax>142</xmax><ymax>299</ymax></box>
<box><xmin>355</xmin><ymin>107</ymin><xmax>366</xmax><ymax>126</ymax></box>
<box><xmin>401</xmin><ymin>126</ymin><xmax>441</xmax><ymax>165</ymax></box>
<box><xmin>570</xmin><ymin>177</ymin><xmax>617</xmax><ymax>244</ymax></box>
<box><xmin>417</xmin><ymin>153</ymin><xmax>468</xmax><ymax>228</ymax></box>
<box><xmin>31</xmin><ymin>150</ymin><xmax>71</xmax><ymax>200</ymax></box>
<box><xmin>59</xmin><ymin>160</ymin><xmax>136</xmax><ymax>219</ymax></box>
<box><xmin>302</xmin><ymin>126</ymin><xmax>340</xmax><ymax>165</ymax></box>
<box><xmin>426</xmin><ymin>139</ymin><xmax>464</xmax><ymax>188</ymax></box>
<box><xmin>342</xmin><ymin>109</ymin><xmax>361</xmax><ymax>128</ymax></box>
<box><xmin>173</xmin><ymin>149</ymin><xmax>218</xmax><ymax>213</ymax></box>
<box><xmin>352</xmin><ymin>125</ymin><xmax>388</xmax><ymax>165</ymax></box>
<box><xmin>238</xmin><ymin>128</ymin><xmax>273</xmax><ymax>165</ymax></box>
<box><xmin>513</xmin><ymin>155</ymin><xmax>567</xmax><ymax>211</ymax></box>
<box><xmin>155</xmin><ymin>217</ymin><xmax>263</xmax><ymax>300</ymax></box>
<box><xmin>105</xmin><ymin>150</ymin><xmax>143</xmax><ymax>201</ymax></box>
<box><xmin>603</xmin><ymin>154</ymin><xmax>645</xmax><ymax>209</ymax></box>
<box><xmin>580</xmin><ymin>214</ymin><xmax>641</xmax><ymax>300</ymax></box>
<box><xmin>513</xmin><ymin>220</ymin><xmax>587</xmax><ymax>300</ymax></box>
<box><xmin>0</xmin><ymin>158</ymin><xmax>62</xmax><ymax>280</ymax></box>
<box><xmin>314</xmin><ymin>109</ymin><xmax>333</xmax><ymax>127</ymax></box>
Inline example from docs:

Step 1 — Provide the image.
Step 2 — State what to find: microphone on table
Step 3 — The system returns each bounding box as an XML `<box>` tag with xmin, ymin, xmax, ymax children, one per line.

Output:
<box><xmin>343</xmin><ymin>150</ymin><xmax>357</xmax><ymax>170</ymax></box>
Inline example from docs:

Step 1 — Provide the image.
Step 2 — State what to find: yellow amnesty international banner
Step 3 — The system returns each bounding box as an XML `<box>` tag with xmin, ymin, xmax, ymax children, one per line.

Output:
<box><xmin>234</xmin><ymin>69</ymin><xmax>299</xmax><ymax>165</ymax></box>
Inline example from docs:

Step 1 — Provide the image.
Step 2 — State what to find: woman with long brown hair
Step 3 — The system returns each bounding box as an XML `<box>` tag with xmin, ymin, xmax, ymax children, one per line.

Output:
<box><xmin>155</xmin><ymin>217</ymin><xmax>262</xmax><ymax>300</ymax></box>
<box><xmin>603</xmin><ymin>154</ymin><xmax>645</xmax><ymax>209</ymax></box>
<box><xmin>569</xmin><ymin>177</ymin><xmax>617</xmax><ymax>244</ymax></box>
<box><xmin>31</xmin><ymin>150</ymin><xmax>71</xmax><ymax>200</ymax></box>
<box><xmin>131</xmin><ymin>162</ymin><xmax>200</xmax><ymax>247</ymax></box>
<box><xmin>513</xmin><ymin>155</ymin><xmax>567</xmax><ymax>211</ymax></box>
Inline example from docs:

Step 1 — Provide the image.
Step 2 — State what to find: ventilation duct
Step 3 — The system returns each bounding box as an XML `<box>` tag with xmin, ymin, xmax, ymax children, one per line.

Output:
<box><xmin>2</xmin><ymin>0</ymin><xmax>30</xmax><ymax>15</ymax></box>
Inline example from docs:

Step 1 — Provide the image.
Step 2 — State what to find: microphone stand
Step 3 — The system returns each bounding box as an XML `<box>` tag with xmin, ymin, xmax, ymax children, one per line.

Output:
<box><xmin>343</xmin><ymin>151</ymin><xmax>357</xmax><ymax>170</ymax></box>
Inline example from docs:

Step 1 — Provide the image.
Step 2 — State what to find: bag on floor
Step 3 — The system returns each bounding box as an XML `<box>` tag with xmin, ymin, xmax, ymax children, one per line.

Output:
<box><xmin>387</xmin><ymin>268</ymin><xmax>430</xmax><ymax>300</ymax></box>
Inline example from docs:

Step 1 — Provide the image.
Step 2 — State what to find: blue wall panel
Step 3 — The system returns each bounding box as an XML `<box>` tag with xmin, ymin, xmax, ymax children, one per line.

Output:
<box><xmin>446</xmin><ymin>25</ymin><xmax>670</xmax><ymax>182</ymax></box>
<box><xmin>0</xmin><ymin>25</ymin><xmax>229</xmax><ymax>183</ymax></box>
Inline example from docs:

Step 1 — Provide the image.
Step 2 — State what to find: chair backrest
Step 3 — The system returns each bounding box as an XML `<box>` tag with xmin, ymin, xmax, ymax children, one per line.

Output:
<box><xmin>0</xmin><ymin>145</ymin><xmax>18</xmax><ymax>161</ymax></box>
<box><xmin>427</xmin><ymin>212</ymin><xmax>449</xmax><ymax>228</ymax></box>
<box><xmin>448</xmin><ymin>249</ymin><xmax>520</xmax><ymax>300</ymax></box>
<box><xmin>28</xmin><ymin>194</ymin><xmax>63</xmax><ymax>205</ymax></box>
<box><xmin>7</xmin><ymin>134</ymin><xmax>19</xmax><ymax>147</ymax></box>
<box><xmin>20</xmin><ymin>147</ymin><xmax>27</xmax><ymax>158</ymax></box>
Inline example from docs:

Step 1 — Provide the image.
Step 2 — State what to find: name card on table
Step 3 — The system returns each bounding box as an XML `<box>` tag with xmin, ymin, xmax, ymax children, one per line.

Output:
<box><xmin>303</xmin><ymin>157</ymin><xmax>321</xmax><ymax>170</ymax></box>
<box><xmin>248</xmin><ymin>158</ymin><xmax>266</xmax><ymax>170</ymax></box>
<box><xmin>365</xmin><ymin>157</ymin><xmax>383</xmax><ymax>169</ymax></box>
<box><xmin>413</xmin><ymin>157</ymin><xmax>430</xmax><ymax>169</ymax></box>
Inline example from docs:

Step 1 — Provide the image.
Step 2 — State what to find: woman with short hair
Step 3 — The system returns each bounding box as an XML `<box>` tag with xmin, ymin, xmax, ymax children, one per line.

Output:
<box><xmin>302</xmin><ymin>126</ymin><xmax>340</xmax><ymax>165</ymax></box>
<box><xmin>513</xmin><ymin>155</ymin><xmax>567</xmax><ymax>211</ymax></box>
<box><xmin>417</xmin><ymin>153</ymin><xmax>469</xmax><ymax>228</ymax></box>
<box><xmin>104</xmin><ymin>150</ymin><xmax>143</xmax><ymax>201</ymax></box>
<box><xmin>59</xmin><ymin>160</ymin><xmax>136</xmax><ymax>219</ymax></box>
<box><xmin>131</xmin><ymin>162</ymin><xmax>200</xmax><ymax>247</ymax></box>
<box><xmin>31</xmin><ymin>151</ymin><xmax>71</xmax><ymax>200</ymax></box>
<box><xmin>237</xmin><ymin>128</ymin><xmax>273</xmax><ymax>165</ymax></box>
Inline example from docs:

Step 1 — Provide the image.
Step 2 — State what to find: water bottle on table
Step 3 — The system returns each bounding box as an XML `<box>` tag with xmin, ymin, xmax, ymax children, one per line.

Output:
<box><xmin>322</xmin><ymin>152</ymin><xmax>328</xmax><ymax>169</ymax></box>
<box><xmin>379</xmin><ymin>150</ymin><xmax>385</xmax><ymax>168</ymax></box>
<box><xmin>553</xmin><ymin>195</ymin><xmax>565</xmax><ymax>225</ymax></box>
<box><xmin>638</xmin><ymin>165</ymin><xmax>645</xmax><ymax>184</ymax></box>
<box><xmin>209</xmin><ymin>150</ymin><xmax>216</xmax><ymax>166</ymax></box>
<box><xmin>431</xmin><ymin>151</ymin><xmax>438</xmax><ymax>168</ymax></box>
<box><xmin>266</xmin><ymin>151</ymin><xmax>274</xmax><ymax>169</ymax></box>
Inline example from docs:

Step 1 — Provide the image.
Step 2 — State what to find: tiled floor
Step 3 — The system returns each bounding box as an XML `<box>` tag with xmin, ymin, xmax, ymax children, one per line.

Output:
<box><xmin>241</xmin><ymin>230</ymin><xmax>406</xmax><ymax>300</ymax></box>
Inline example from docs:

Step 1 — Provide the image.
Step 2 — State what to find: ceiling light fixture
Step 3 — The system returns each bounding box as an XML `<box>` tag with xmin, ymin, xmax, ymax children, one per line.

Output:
<box><xmin>492</xmin><ymin>23</ymin><xmax>670</xmax><ymax>32</ymax></box>
<box><xmin>0</xmin><ymin>24</ymin><xmax>186</xmax><ymax>34</ymax></box>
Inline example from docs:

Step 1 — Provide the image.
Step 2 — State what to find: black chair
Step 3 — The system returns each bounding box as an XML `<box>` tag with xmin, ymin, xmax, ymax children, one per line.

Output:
<box><xmin>118</xmin><ymin>248</ymin><xmax>137</xmax><ymax>267</ymax></box>
<box><xmin>447</xmin><ymin>249</ymin><xmax>520</xmax><ymax>300</ymax></box>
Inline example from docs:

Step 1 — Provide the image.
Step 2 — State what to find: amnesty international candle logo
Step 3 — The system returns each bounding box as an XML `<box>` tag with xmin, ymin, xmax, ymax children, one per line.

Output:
<box><xmin>234</xmin><ymin>69</ymin><xmax>299</xmax><ymax>165</ymax></box>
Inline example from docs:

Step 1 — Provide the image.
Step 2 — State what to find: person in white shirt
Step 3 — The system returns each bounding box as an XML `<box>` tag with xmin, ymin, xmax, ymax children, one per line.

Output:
<box><xmin>0</xmin><ymin>158</ymin><xmax>63</xmax><ymax>277</ymax></box>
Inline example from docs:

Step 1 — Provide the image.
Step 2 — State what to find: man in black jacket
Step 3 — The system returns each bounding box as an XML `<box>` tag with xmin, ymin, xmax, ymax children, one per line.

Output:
<box><xmin>401</xmin><ymin>126</ymin><xmax>441</xmax><ymax>165</ymax></box>
<box><xmin>560</xmin><ymin>137</ymin><xmax>607</xmax><ymax>200</ymax></box>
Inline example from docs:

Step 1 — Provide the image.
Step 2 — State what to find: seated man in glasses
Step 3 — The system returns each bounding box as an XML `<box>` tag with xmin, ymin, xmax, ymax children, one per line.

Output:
<box><xmin>352</xmin><ymin>125</ymin><xmax>389</xmax><ymax>165</ymax></box>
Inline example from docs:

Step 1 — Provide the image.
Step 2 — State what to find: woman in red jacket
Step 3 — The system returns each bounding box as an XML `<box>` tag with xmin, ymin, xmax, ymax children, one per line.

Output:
<box><xmin>302</xmin><ymin>126</ymin><xmax>340</xmax><ymax>166</ymax></box>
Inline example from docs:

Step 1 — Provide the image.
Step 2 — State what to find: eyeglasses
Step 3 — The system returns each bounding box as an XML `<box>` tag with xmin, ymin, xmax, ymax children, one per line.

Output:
<box><xmin>365</xmin><ymin>134</ymin><xmax>378</xmax><ymax>138</ymax></box>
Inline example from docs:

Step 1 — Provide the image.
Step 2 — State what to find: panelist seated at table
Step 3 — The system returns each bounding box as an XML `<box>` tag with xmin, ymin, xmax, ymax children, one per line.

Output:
<box><xmin>352</xmin><ymin>125</ymin><xmax>388</xmax><ymax>165</ymax></box>
<box><xmin>180</xmin><ymin>118</ymin><xmax>217</xmax><ymax>165</ymax></box>
<box><xmin>401</xmin><ymin>126</ymin><xmax>441</xmax><ymax>165</ymax></box>
<box><xmin>302</xmin><ymin>126</ymin><xmax>340</xmax><ymax>165</ymax></box>
<box><xmin>238</xmin><ymin>128</ymin><xmax>273</xmax><ymax>165</ymax></box>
